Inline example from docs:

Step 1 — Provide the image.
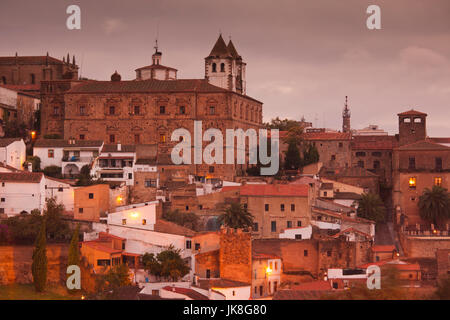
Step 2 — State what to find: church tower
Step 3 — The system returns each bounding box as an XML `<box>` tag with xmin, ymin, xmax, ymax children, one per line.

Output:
<box><xmin>342</xmin><ymin>96</ymin><xmax>351</xmax><ymax>133</ymax></box>
<box><xmin>205</xmin><ymin>35</ymin><xmax>246</xmax><ymax>94</ymax></box>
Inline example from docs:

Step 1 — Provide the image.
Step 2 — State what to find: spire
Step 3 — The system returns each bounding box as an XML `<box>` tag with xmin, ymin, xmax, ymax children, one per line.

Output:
<box><xmin>63</xmin><ymin>56</ymin><xmax>65</xmax><ymax>63</ymax></box>
<box><xmin>227</xmin><ymin>39</ymin><xmax>241</xmax><ymax>59</ymax></box>
<box><xmin>67</xmin><ymin>53</ymin><xmax>70</xmax><ymax>64</ymax></box>
<box><xmin>342</xmin><ymin>96</ymin><xmax>351</xmax><ymax>133</ymax></box>
<box><xmin>208</xmin><ymin>34</ymin><xmax>232</xmax><ymax>58</ymax></box>
<box><xmin>46</xmin><ymin>52</ymin><xmax>49</xmax><ymax>66</ymax></box>
<box><xmin>72</xmin><ymin>55</ymin><xmax>76</xmax><ymax>66</ymax></box>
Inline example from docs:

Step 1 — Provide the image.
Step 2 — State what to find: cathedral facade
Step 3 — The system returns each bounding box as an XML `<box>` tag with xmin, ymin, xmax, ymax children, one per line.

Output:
<box><xmin>39</xmin><ymin>36</ymin><xmax>263</xmax><ymax>180</ymax></box>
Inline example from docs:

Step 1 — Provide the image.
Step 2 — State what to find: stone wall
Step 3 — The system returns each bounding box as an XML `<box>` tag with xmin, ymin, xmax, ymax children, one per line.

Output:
<box><xmin>219</xmin><ymin>228</ymin><xmax>252</xmax><ymax>284</ymax></box>
<box><xmin>0</xmin><ymin>244</ymin><xmax>69</xmax><ymax>285</ymax></box>
<box><xmin>399</xmin><ymin>233</ymin><xmax>450</xmax><ymax>258</ymax></box>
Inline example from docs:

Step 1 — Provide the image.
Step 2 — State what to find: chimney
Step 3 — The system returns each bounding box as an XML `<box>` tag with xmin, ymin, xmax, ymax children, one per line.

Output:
<box><xmin>27</xmin><ymin>162</ymin><xmax>33</xmax><ymax>172</ymax></box>
<box><xmin>117</xmin><ymin>142</ymin><xmax>121</xmax><ymax>151</ymax></box>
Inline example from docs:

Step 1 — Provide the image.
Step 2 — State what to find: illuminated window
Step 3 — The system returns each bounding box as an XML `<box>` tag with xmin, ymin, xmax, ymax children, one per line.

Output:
<box><xmin>435</xmin><ymin>177</ymin><xmax>442</xmax><ymax>186</ymax></box>
<box><xmin>409</xmin><ymin>177</ymin><xmax>416</xmax><ymax>189</ymax></box>
<box><xmin>48</xmin><ymin>149</ymin><xmax>54</xmax><ymax>158</ymax></box>
<box><xmin>160</xmin><ymin>134</ymin><xmax>166</xmax><ymax>143</ymax></box>
<box><xmin>142</xmin><ymin>219</ymin><xmax>146</xmax><ymax>225</ymax></box>
<box><xmin>122</xmin><ymin>219</ymin><xmax>126</xmax><ymax>225</ymax></box>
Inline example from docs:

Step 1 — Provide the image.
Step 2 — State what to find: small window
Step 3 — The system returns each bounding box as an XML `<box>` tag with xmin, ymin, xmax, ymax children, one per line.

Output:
<box><xmin>304</xmin><ymin>250</ymin><xmax>308</xmax><ymax>257</ymax></box>
<box><xmin>179</xmin><ymin>106</ymin><xmax>186</xmax><ymax>114</ymax></box>
<box><xmin>78</xmin><ymin>208</ymin><xmax>83</xmax><ymax>213</ymax></box>
<box><xmin>186</xmin><ymin>205</ymin><xmax>189</xmax><ymax>211</ymax></box>
<box><xmin>357</xmin><ymin>160</ymin><xmax>364</xmax><ymax>168</ymax></box>
<box><xmin>297</xmin><ymin>221</ymin><xmax>302</xmax><ymax>227</ymax></box>
<box><xmin>186</xmin><ymin>240</ymin><xmax>192</xmax><ymax>249</ymax></box>
<box><xmin>122</xmin><ymin>219</ymin><xmax>126</xmax><ymax>225</ymax></box>
<box><xmin>414</xmin><ymin>117</ymin><xmax>422</xmax><ymax>123</ymax></box>
<box><xmin>1</xmin><ymin>198</ymin><xmax>5</xmax><ymax>202</ymax></box>
<box><xmin>134</xmin><ymin>134</ymin><xmax>140</xmax><ymax>143</ymax></box>
<box><xmin>30</xmin><ymin>74</ymin><xmax>36</xmax><ymax>84</ymax></box>
<box><xmin>134</xmin><ymin>106</ymin><xmax>140</xmax><ymax>115</ymax></box>
<box><xmin>79</xmin><ymin>134</ymin><xmax>85</xmax><ymax>140</ymax></box>
<box><xmin>58</xmin><ymin>186</ymin><xmax>63</xmax><ymax>192</ymax></box>
<box><xmin>373</xmin><ymin>160</ymin><xmax>380</xmax><ymax>169</ymax></box>
<box><xmin>291</xmin><ymin>204</ymin><xmax>295</xmax><ymax>211</ymax></box>
<box><xmin>206</xmin><ymin>269</ymin><xmax>211</xmax><ymax>278</ymax></box>
<box><xmin>209</xmin><ymin>166</ymin><xmax>214</xmax><ymax>173</ymax></box>
<box><xmin>271</xmin><ymin>221</ymin><xmax>276</xmax><ymax>232</ymax></box>
<box><xmin>253</xmin><ymin>222</ymin><xmax>258</xmax><ymax>232</ymax></box>
<box><xmin>338</xmin><ymin>142</ymin><xmax>343</xmax><ymax>148</ymax></box>
<box><xmin>295</xmin><ymin>234</ymin><xmax>302</xmax><ymax>240</ymax></box>
<box><xmin>142</xmin><ymin>219</ymin><xmax>146</xmax><ymax>225</ymax></box>
<box><xmin>220</xmin><ymin>63</ymin><xmax>225</xmax><ymax>72</ymax></box>
<box><xmin>53</xmin><ymin>107</ymin><xmax>59</xmax><ymax>115</ymax></box>
<box><xmin>436</xmin><ymin>157</ymin><xmax>443</xmax><ymax>170</ymax></box>
<box><xmin>88</xmin><ymin>193</ymin><xmax>94</xmax><ymax>199</ymax></box>
<box><xmin>265</xmin><ymin>204</ymin><xmax>269</xmax><ymax>211</ymax></box>
<box><xmin>109</xmin><ymin>106</ymin><xmax>115</xmax><ymax>115</ymax></box>
<box><xmin>79</xmin><ymin>106</ymin><xmax>86</xmax><ymax>115</ymax></box>
<box><xmin>403</xmin><ymin>117</ymin><xmax>411</xmax><ymax>123</ymax></box>
<box><xmin>212</xmin><ymin>63</ymin><xmax>217</xmax><ymax>72</ymax></box>
<box><xmin>209</xmin><ymin>106</ymin><xmax>216</xmax><ymax>115</ymax></box>
<box><xmin>327</xmin><ymin>250</ymin><xmax>332</xmax><ymax>257</ymax></box>
<box><xmin>331</xmin><ymin>155</ymin><xmax>336</xmax><ymax>161</ymax></box>
<box><xmin>280</xmin><ymin>204</ymin><xmax>285</xmax><ymax>212</ymax></box>
<box><xmin>48</xmin><ymin>149</ymin><xmax>54</xmax><ymax>158</ymax></box>
<box><xmin>409</xmin><ymin>157</ymin><xmax>416</xmax><ymax>170</ymax></box>
<box><xmin>195</xmin><ymin>243</ymin><xmax>200</xmax><ymax>251</ymax></box>
<box><xmin>159</xmin><ymin>134</ymin><xmax>166</xmax><ymax>143</ymax></box>
<box><xmin>159</xmin><ymin>106</ymin><xmax>166</xmax><ymax>114</ymax></box>
<box><xmin>232</xmin><ymin>290</ymin><xmax>235</xmax><ymax>296</ymax></box>
<box><xmin>122</xmin><ymin>242</ymin><xmax>125</xmax><ymax>250</ymax></box>
<box><xmin>287</xmin><ymin>221</ymin><xmax>292</xmax><ymax>228</ymax></box>
<box><xmin>109</xmin><ymin>134</ymin><xmax>115</xmax><ymax>143</ymax></box>
<box><xmin>356</xmin><ymin>152</ymin><xmax>366</xmax><ymax>157</ymax></box>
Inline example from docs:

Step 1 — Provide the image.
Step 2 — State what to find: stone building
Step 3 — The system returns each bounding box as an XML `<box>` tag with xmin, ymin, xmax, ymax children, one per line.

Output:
<box><xmin>319</xmin><ymin>166</ymin><xmax>380</xmax><ymax>194</ymax></box>
<box><xmin>0</xmin><ymin>53</ymin><xmax>78</xmax><ymax>90</ymax></box>
<box><xmin>392</xmin><ymin>109</ymin><xmax>450</xmax><ymax>225</ymax></box>
<box><xmin>39</xmin><ymin>36</ymin><xmax>262</xmax><ymax>180</ymax></box>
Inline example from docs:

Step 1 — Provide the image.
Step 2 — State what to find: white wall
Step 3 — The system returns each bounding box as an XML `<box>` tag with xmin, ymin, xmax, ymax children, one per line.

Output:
<box><xmin>107</xmin><ymin>202</ymin><xmax>157</xmax><ymax>229</ymax></box>
<box><xmin>34</xmin><ymin>147</ymin><xmax>64</xmax><ymax>168</ymax></box>
<box><xmin>44</xmin><ymin>177</ymin><xmax>74</xmax><ymax>212</ymax></box>
<box><xmin>0</xmin><ymin>86</ymin><xmax>17</xmax><ymax>108</ymax></box>
<box><xmin>0</xmin><ymin>139</ymin><xmax>26</xmax><ymax>170</ymax></box>
<box><xmin>279</xmin><ymin>225</ymin><xmax>312</xmax><ymax>239</ymax></box>
<box><xmin>0</xmin><ymin>178</ymin><xmax>45</xmax><ymax>216</ymax></box>
<box><xmin>212</xmin><ymin>286</ymin><xmax>251</xmax><ymax>300</ymax></box>
<box><xmin>311</xmin><ymin>220</ymin><xmax>341</xmax><ymax>230</ymax></box>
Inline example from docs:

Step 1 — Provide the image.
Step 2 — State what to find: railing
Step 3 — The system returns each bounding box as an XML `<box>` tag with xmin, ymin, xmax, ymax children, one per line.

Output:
<box><xmin>62</xmin><ymin>156</ymin><xmax>94</xmax><ymax>163</ymax></box>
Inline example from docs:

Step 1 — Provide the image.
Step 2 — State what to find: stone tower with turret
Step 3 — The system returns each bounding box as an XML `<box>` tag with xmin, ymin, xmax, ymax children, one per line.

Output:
<box><xmin>342</xmin><ymin>96</ymin><xmax>351</xmax><ymax>133</ymax></box>
<box><xmin>205</xmin><ymin>35</ymin><xmax>246</xmax><ymax>95</ymax></box>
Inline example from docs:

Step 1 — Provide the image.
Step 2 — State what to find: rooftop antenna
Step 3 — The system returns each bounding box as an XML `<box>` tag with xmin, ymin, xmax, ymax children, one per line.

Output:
<box><xmin>154</xmin><ymin>21</ymin><xmax>159</xmax><ymax>53</ymax></box>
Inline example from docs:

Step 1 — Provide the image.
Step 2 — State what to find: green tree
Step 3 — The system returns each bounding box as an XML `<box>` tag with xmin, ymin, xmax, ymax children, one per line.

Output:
<box><xmin>75</xmin><ymin>165</ymin><xmax>105</xmax><ymax>186</ymax></box>
<box><xmin>284</xmin><ymin>141</ymin><xmax>302</xmax><ymax>170</ymax></box>
<box><xmin>32</xmin><ymin>218</ymin><xmax>48</xmax><ymax>292</ymax></box>
<box><xmin>218</xmin><ymin>202</ymin><xmax>254</xmax><ymax>229</ymax></box>
<box><xmin>143</xmin><ymin>246</ymin><xmax>190</xmax><ymax>281</ymax></box>
<box><xmin>25</xmin><ymin>156</ymin><xmax>41</xmax><ymax>172</ymax></box>
<box><xmin>301</xmin><ymin>143</ymin><xmax>320</xmax><ymax>167</ymax></box>
<box><xmin>43</xmin><ymin>165</ymin><xmax>62</xmax><ymax>179</ymax></box>
<box><xmin>44</xmin><ymin>198</ymin><xmax>71</xmax><ymax>242</ymax></box>
<box><xmin>3</xmin><ymin>120</ymin><xmax>28</xmax><ymax>139</ymax></box>
<box><xmin>357</xmin><ymin>193</ymin><xmax>385</xmax><ymax>223</ymax></box>
<box><xmin>96</xmin><ymin>264</ymin><xmax>132</xmax><ymax>299</ymax></box>
<box><xmin>68</xmin><ymin>224</ymin><xmax>80</xmax><ymax>267</ymax></box>
<box><xmin>264</xmin><ymin>117</ymin><xmax>300</xmax><ymax>131</ymax></box>
<box><xmin>162</xmin><ymin>209</ymin><xmax>199</xmax><ymax>231</ymax></box>
<box><xmin>418</xmin><ymin>185</ymin><xmax>450</xmax><ymax>227</ymax></box>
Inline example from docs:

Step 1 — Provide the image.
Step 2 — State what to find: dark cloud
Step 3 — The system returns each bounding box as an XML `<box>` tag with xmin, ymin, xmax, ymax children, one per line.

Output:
<box><xmin>0</xmin><ymin>0</ymin><xmax>449</xmax><ymax>136</ymax></box>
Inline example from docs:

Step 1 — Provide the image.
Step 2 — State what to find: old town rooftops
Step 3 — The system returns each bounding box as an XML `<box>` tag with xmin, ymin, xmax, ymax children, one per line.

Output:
<box><xmin>397</xmin><ymin>109</ymin><xmax>427</xmax><ymax>116</ymax></box>
<box><xmin>0</xmin><ymin>55</ymin><xmax>67</xmax><ymax>66</ymax></box>
<box><xmin>161</xmin><ymin>286</ymin><xmax>209</xmax><ymax>300</ymax></box>
<box><xmin>302</xmin><ymin>131</ymin><xmax>351</xmax><ymax>141</ymax></box>
<box><xmin>34</xmin><ymin>139</ymin><xmax>103</xmax><ymax>148</ymax></box>
<box><xmin>65</xmin><ymin>78</ymin><xmax>262</xmax><ymax>104</ymax></box>
<box><xmin>0</xmin><ymin>172</ymin><xmax>44</xmax><ymax>183</ymax></box>
<box><xmin>196</xmin><ymin>278</ymin><xmax>251</xmax><ymax>289</ymax></box>
<box><xmin>135</xmin><ymin>64</ymin><xmax>177</xmax><ymax>72</ymax></box>
<box><xmin>394</xmin><ymin>139</ymin><xmax>450</xmax><ymax>151</ymax></box>
<box><xmin>223</xmin><ymin>184</ymin><xmax>309</xmax><ymax>197</ymax></box>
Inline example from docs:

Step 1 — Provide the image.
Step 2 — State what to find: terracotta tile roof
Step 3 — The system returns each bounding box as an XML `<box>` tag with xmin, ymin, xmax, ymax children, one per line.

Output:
<box><xmin>239</xmin><ymin>184</ymin><xmax>309</xmax><ymax>197</ymax></box>
<box><xmin>98</xmin><ymin>232</ymin><xmax>126</xmax><ymax>241</ymax></box>
<box><xmin>252</xmin><ymin>252</ymin><xmax>280</xmax><ymax>260</ymax></box>
<box><xmin>220</xmin><ymin>186</ymin><xmax>241</xmax><ymax>193</ymax></box>
<box><xmin>273</xmin><ymin>289</ymin><xmax>328</xmax><ymax>300</ymax></box>
<box><xmin>67</xmin><ymin>79</ymin><xmax>229</xmax><ymax>94</ymax></box>
<box><xmin>197</xmin><ymin>278</ymin><xmax>250</xmax><ymax>289</ymax></box>
<box><xmin>395</xmin><ymin>139</ymin><xmax>450</xmax><ymax>151</ymax></box>
<box><xmin>290</xmin><ymin>280</ymin><xmax>332</xmax><ymax>291</ymax></box>
<box><xmin>0</xmin><ymin>138</ymin><xmax>22</xmax><ymax>147</ymax></box>
<box><xmin>352</xmin><ymin>136</ymin><xmax>397</xmax><ymax>150</ymax></box>
<box><xmin>45</xmin><ymin>176</ymin><xmax>75</xmax><ymax>185</ymax></box>
<box><xmin>333</xmin><ymin>192</ymin><xmax>362</xmax><ymax>200</ymax></box>
<box><xmin>34</xmin><ymin>139</ymin><xmax>103</xmax><ymax>148</ymax></box>
<box><xmin>371</xmin><ymin>245</ymin><xmax>396</xmax><ymax>253</ymax></box>
<box><xmin>320</xmin><ymin>183</ymin><xmax>333</xmax><ymax>190</ymax></box>
<box><xmin>135</xmin><ymin>64</ymin><xmax>177</xmax><ymax>71</ymax></box>
<box><xmin>0</xmin><ymin>172</ymin><xmax>43</xmax><ymax>183</ymax></box>
<box><xmin>82</xmin><ymin>241</ymin><xmax>122</xmax><ymax>254</ymax></box>
<box><xmin>303</xmin><ymin>132</ymin><xmax>351</xmax><ymax>141</ymax></box>
<box><xmin>332</xmin><ymin>228</ymin><xmax>372</xmax><ymax>239</ymax></box>
<box><xmin>154</xmin><ymin>219</ymin><xmax>196</xmax><ymax>237</ymax></box>
<box><xmin>162</xmin><ymin>286</ymin><xmax>209</xmax><ymax>300</ymax></box>
<box><xmin>0</xmin><ymin>84</ymin><xmax>41</xmax><ymax>93</ymax></box>
<box><xmin>101</xmin><ymin>144</ymin><xmax>136</xmax><ymax>153</ymax></box>
<box><xmin>397</xmin><ymin>109</ymin><xmax>427</xmax><ymax>116</ymax></box>
<box><xmin>430</xmin><ymin>137</ymin><xmax>450</xmax><ymax>144</ymax></box>
<box><xmin>0</xmin><ymin>55</ymin><xmax>66</xmax><ymax>66</ymax></box>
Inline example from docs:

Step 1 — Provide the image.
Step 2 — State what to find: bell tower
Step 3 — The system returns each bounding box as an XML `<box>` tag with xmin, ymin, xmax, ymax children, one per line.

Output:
<box><xmin>205</xmin><ymin>34</ymin><xmax>246</xmax><ymax>94</ymax></box>
<box><xmin>342</xmin><ymin>96</ymin><xmax>351</xmax><ymax>133</ymax></box>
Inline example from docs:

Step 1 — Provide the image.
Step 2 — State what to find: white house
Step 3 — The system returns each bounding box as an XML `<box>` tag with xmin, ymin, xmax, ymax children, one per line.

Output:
<box><xmin>139</xmin><ymin>282</ymin><xmax>226</xmax><ymax>300</ymax></box>
<box><xmin>33</xmin><ymin>138</ymin><xmax>103</xmax><ymax>177</ymax></box>
<box><xmin>91</xmin><ymin>143</ymin><xmax>136</xmax><ymax>186</ymax></box>
<box><xmin>44</xmin><ymin>176</ymin><xmax>75</xmax><ymax>213</ymax></box>
<box><xmin>252</xmin><ymin>253</ymin><xmax>282</xmax><ymax>298</ymax></box>
<box><xmin>0</xmin><ymin>171</ymin><xmax>46</xmax><ymax>216</ymax></box>
<box><xmin>0</xmin><ymin>138</ymin><xmax>26</xmax><ymax>170</ymax></box>
<box><xmin>279</xmin><ymin>225</ymin><xmax>313</xmax><ymax>240</ymax></box>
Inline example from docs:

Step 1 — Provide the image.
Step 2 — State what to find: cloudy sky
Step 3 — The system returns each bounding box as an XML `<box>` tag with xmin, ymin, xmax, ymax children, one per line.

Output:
<box><xmin>1</xmin><ymin>0</ymin><xmax>450</xmax><ymax>136</ymax></box>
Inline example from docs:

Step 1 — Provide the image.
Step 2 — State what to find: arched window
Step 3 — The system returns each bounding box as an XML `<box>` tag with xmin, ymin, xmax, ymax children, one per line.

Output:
<box><xmin>30</xmin><ymin>74</ymin><xmax>35</xmax><ymax>84</ymax></box>
<box><xmin>212</xmin><ymin>63</ymin><xmax>217</xmax><ymax>72</ymax></box>
<box><xmin>220</xmin><ymin>63</ymin><xmax>225</xmax><ymax>72</ymax></box>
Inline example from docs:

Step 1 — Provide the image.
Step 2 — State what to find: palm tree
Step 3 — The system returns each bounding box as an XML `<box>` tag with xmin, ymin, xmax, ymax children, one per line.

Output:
<box><xmin>357</xmin><ymin>193</ymin><xmax>386</xmax><ymax>223</ymax></box>
<box><xmin>418</xmin><ymin>185</ymin><xmax>450</xmax><ymax>227</ymax></box>
<box><xmin>218</xmin><ymin>203</ymin><xmax>254</xmax><ymax>229</ymax></box>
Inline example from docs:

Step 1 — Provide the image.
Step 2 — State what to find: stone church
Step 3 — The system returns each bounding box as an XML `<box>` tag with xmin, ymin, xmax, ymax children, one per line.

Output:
<box><xmin>39</xmin><ymin>35</ymin><xmax>263</xmax><ymax>180</ymax></box>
